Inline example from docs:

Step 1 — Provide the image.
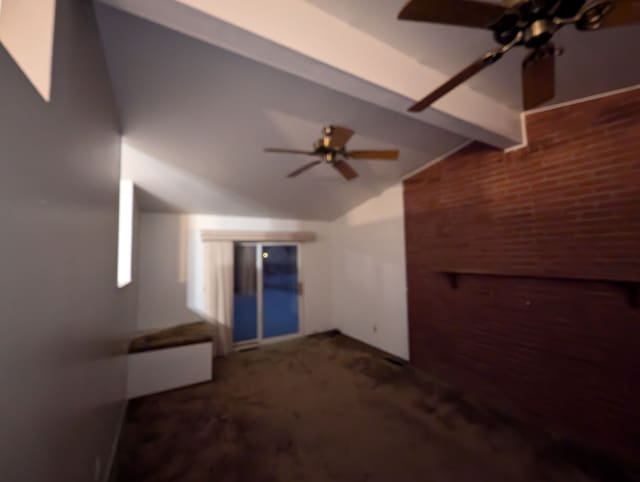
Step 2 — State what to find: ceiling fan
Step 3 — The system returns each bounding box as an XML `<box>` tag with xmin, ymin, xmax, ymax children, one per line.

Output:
<box><xmin>264</xmin><ymin>125</ymin><xmax>399</xmax><ymax>181</ymax></box>
<box><xmin>398</xmin><ymin>0</ymin><xmax>640</xmax><ymax>111</ymax></box>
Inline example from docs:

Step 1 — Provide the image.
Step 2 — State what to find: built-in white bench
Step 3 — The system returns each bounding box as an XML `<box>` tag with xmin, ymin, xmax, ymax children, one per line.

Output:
<box><xmin>126</xmin><ymin>321</ymin><xmax>215</xmax><ymax>399</ymax></box>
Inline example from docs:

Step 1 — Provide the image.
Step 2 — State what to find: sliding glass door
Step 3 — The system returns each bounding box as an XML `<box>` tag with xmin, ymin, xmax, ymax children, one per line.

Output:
<box><xmin>262</xmin><ymin>245</ymin><xmax>300</xmax><ymax>338</ymax></box>
<box><xmin>232</xmin><ymin>243</ymin><xmax>301</xmax><ymax>344</ymax></box>
<box><xmin>233</xmin><ymin>244</ymin><xmax>258</xmax><ymax>342</ymax></box>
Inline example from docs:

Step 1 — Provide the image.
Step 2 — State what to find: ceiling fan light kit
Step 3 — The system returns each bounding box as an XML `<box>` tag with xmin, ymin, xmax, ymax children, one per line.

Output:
<box><xmin>264</xmin><ymin>125</ymin><xmax>399</xmax><ymax>181</ymax></box>
<box><xmin>399</xmin><ymin>0</ymin><xmax>640</xmax><ymax>111</ymax></box>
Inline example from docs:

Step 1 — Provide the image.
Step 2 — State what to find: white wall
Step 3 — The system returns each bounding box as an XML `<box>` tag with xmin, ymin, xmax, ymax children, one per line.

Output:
<box><xmin>330</xmin><ymin>184</ymin><xmax>409</xmax><ymax>359</ymax></box>
<box><xmin>136</xmin><ymin>186</ymin><xmax>408</xmax><ymax>358</ymax></box>
<box><xmin>136</xmin><ymin>213</ymin><xmax>334</xmax><ymax>336</ymax></box>
<box><xmin>0</xmin><ymin>2</ymin><xmax>136</xmax><ymax>482</ymax></box>
<box><xmin>137</xmin><ymin>213</ymin><xmax>199</xmax><ymax>330</ymax></box>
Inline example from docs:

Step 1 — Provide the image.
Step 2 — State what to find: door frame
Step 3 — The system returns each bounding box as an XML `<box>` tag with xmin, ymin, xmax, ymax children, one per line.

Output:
<box><xmin>232</xmin><ymin>242</ymin><xmax>304</xmax><ymax>347</ymax></box>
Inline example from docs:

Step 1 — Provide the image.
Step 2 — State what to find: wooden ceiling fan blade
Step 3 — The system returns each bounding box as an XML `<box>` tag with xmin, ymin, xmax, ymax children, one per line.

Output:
<box><xmin>347</xmin><ymin>150</ymin><xmax>399</xmax><ymax>160</ymax></box>
<box><xmin>409</xmin><ymin>49</ymin><xmax>502</xmax><ymax>112</ymax></box>
<box><xmin>332</xmin><ymin>160</ymin><xmax>358</xmax><ymax>181</ymax></box>
<box><xmin>265</xmin><ymin>148</ymin><xmax>315</xmax><ymax>155</ymax></box>
<box><xmin>287</xmin><ymin>160</ymin><xmax>322</xmax><ymax>178</ymax></box>
<box><xmin>327</xmin><ymin>126</ymin><xmax>354</xmax><ymax>150</ymax></box>
<box><xmin>598</xmin><ymin>0</ymin><xmax>640</xmax><ymax>28</ymax></box>
<box><xmin>398</xmin><ymin>0</ymin><xmax>508</xmax><ymax>29</ymax></box>
<box><xmin>522</xmin><ymin>44</ymin><xmax>556</xmax><ymax>111</ymax></box>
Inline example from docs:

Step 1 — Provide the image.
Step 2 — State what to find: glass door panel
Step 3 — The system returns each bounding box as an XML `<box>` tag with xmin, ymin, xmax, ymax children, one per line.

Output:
<box><xmin>261</xmin><ymin>245</ymin><xmax>300</xmax><ymax>338</ymax></box>
<box><xmin>233</xmin><ymin>244</ymin><xmax>258</xmax><ymax>342</ymax></box>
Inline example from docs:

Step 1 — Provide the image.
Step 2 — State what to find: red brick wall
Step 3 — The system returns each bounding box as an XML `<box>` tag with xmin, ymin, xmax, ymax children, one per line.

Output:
<box><xmin>404</xmin><ymin>88</ymin><xmax>640</xmax><ymax>460</ymax></box>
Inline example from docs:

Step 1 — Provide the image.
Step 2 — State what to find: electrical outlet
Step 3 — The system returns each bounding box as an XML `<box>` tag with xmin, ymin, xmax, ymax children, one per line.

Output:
<box><xmin>94</xmin><ymin>456</ymin><xmax>102</xmax><ymax>482</ymax></box>
<box><xmin>373</xmin><ymin>325</ymin><xmax>377</xmax><ymax>334</ymax></box>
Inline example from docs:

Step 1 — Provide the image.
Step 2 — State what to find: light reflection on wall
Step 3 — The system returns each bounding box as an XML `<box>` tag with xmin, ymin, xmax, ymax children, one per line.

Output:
<box><xmin>117</xmin><ymin>179</ymin><xmax>134</xmax><ymax>288</ymax></box>
<box><xmin>0</xmin><ymin>0</ymin><xmax>56</xmax><ymax>101</ymax></box>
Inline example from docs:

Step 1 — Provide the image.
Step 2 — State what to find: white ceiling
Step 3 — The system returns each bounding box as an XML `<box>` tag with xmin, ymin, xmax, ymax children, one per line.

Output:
<box><xmin>95</xmin><ymin>0</ymin><xmax>639</xmax><ymax>220</ymax></box>
<box><xmin>97</xmin><ymin>0</ymin><xmax>524</xmax><ymax>147</ymax></box>
<box><xmin>96</xmin><ymin>5</ymin><xmax>465</xmax><ymax>220</ymax></box>
<box><xmin>306</xmin><ymin>0</ymin><xmax>640</xmax><ymax>109</ymax></box>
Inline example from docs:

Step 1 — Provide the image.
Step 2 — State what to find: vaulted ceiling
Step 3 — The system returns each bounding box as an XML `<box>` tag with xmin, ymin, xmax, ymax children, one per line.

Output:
<box><xmin>95</xmin><ymin>0</ymin><xmax>640</xmax><ymax>220</ymax></box>
<box><xmin>96</xmin><ymin>5</ymin><xmax>465</xmax><ymax>220</ymax></box>
<box><xmin>307</xmin><ymin>0</ymin><xmax>640</xmax><ymax>110</ymax></box>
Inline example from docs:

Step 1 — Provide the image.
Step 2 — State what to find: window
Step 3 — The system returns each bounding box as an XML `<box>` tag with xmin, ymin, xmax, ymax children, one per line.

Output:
<box><xmin>117</xmin><ymin>179</ymin><xmax>134</xmax><ymax>288</ymax></box>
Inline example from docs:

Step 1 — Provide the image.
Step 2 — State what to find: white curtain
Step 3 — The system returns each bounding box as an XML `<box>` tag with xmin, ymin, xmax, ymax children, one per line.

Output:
<box><xmin>203</xmin><ymin>241</ymin><xmax>234</xmax><ymax>356</ymax></box>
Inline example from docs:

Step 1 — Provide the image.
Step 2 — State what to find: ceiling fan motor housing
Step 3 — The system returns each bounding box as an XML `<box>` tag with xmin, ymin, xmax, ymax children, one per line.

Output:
<box><xmin>324</xmin><ymin>151</ymin><xmax>336</xmax><ymax>162</ymax></box>
<box><xmin>492</xmin><ymin>0</ymin><xmax>567</xmax><ymax>47</ymax></box>
<box><xmin>492</xmin><ymin>0</ymin><xmax>601</xmax><ymax>48</ymax></box>
<box><xmin>315</xmin><ymin>132</ymin><xmax>343</xmax><ymax>162</ymax></box>
<box><xmin>399</xmin><ymin>0</ymin><xmax>640</xmax><ymax>114</ymax></box>
<box><xmin>524</xmin><ymin>18</ymin><xmax>555</xmax><ymax>47</ymax></box>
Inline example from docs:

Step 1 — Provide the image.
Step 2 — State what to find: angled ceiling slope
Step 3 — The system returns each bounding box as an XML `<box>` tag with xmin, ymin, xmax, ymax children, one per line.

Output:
<box><xmin>307</xmin><ymin>0</ymin><xmax>640</xmax><ymax>110</ymax></box>
<box><xmin>98</xmin><ymin>0</ymin><xmax>524</xmax><ymax>148</ymax></box>
<box><xmin>96</xmin><ymin>5</ymin><xmax>467</xmax><ymax>220</ymax></box>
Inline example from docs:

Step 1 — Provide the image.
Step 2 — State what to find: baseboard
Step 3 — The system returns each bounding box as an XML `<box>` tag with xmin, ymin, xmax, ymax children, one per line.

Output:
<box><xmin>105</xmin><ymin>401</ymin><xmax>128</xmax><ymax>482</ymax></box>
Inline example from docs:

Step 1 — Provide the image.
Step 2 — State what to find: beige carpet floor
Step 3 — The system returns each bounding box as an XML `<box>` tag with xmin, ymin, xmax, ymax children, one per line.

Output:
<box><xmin>114</xmin><ymin>332</ymin><xmax>637</xmax><ymax>482</ymax></box>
